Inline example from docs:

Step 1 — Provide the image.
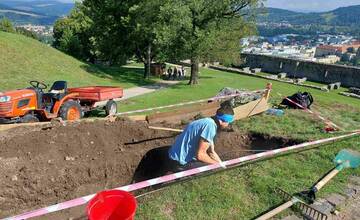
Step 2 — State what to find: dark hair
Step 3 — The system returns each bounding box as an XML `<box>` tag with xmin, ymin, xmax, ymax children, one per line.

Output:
<box><xmin>216</xmin><ymin>101</ymin><xmax>234</xmax><ymax>115</ymax></box>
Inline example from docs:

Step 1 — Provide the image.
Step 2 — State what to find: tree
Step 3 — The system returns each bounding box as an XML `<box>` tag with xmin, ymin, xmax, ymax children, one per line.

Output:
<box><xmin>0</xmin><ymin>18</ymin><xmax>15</xmax><ymax>33</ymax></box>
<box><xmin>128</xmin><ymin>0</ymin><xmax>168</xmax><ymax>78</ymax></box>
<box><xmin>156</xmin><ymin>0</ymin><xmax>262</xmax><ymax>84</ymax></box>
<box><xmin>53</xmin><ymin>3</ymin><xmax>94</xmax><ymax>62</ymax></box>
<box><xmin>80</xmin><ymin>0</ymin><xmax>135</xmax><ymax>65</ymax></box>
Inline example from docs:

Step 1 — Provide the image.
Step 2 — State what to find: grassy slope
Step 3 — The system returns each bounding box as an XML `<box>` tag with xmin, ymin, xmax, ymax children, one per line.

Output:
<box><xmin>0</xmin><ymin>31</ymin><xmax>154</xmax><ymax>91</ymax></box>
<box><xmin>119</xmin><ymin>68</ymin><xmax>360</xmax><ymax>219</ymax></box>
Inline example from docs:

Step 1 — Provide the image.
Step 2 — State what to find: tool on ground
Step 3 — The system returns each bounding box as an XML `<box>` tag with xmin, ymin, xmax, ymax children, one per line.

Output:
<box><xmin>255</xmin><ymin>188</ymin><xmax>328</xmax><ymax>220</ymax></box>
<box><xmin>255</xmin><ymin>149</ymin><xmax>360</xmax><ymax>220</ymax></box>
<box><xmin>300</xmin><ymin>149</ymin><xmax>360</xmax><ymax>203</ymax></box>
<box><xmin>148</xmin><ymin>126</ymin><xmax>183</xmax><ymax>133</ymax></box>
<box><xmin>5</xmin><ymin>132</ymin><xmax>359</xmax><ymax>220</ymax></box>
<box><xmin>278</xmin><ymin>92</ymin><xmax>341</xmax><ymax>131</ymax></box>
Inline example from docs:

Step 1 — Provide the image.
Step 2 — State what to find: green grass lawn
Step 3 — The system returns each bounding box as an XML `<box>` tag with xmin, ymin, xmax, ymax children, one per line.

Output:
<box><xmin>0</xmin><ymin>31</ymin><xmax>156</xmax><ymax>91</ymax></box>
<box><xmin>118</xmin><ymin>67</ymin><xmax>360</xmax><ymax>219</ymax></box>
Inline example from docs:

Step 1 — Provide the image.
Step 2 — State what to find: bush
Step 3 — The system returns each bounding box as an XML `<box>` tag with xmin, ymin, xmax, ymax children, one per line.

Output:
<box><xmin>0</xmin><ymin>18</ymin><xmax>15</xmax><ymax>33</ymax></box>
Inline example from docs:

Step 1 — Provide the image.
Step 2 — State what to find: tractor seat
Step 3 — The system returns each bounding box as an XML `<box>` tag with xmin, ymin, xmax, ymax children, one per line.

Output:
<box><xmin>47</xmin><ymin>81</ymin><xmax>67</xmax><ymax>100</ymax></box>
<box><xmin>46</xmin><ymin>81</ymin><xmax>68</xmax><ymax>100</ymax></box>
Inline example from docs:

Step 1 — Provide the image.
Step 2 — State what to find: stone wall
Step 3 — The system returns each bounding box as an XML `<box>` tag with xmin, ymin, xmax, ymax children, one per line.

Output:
<box><xmin>241</xmin><ymin>53</ymin><xmax>360</xmax><ymax>88</ymax></box>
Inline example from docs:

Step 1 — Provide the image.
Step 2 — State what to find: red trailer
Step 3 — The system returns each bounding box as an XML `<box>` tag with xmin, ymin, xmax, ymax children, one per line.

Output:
<box><xmin>68</xmin><ymin>86</ymin><xmax>123</xmax><ymax>117</ymax></box>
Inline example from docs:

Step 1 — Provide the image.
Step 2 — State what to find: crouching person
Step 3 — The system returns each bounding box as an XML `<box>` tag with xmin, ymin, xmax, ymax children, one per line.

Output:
<box><xmin>132</xmin><ymin>104</ymin><xmax>234</xmax><ymax>182</ymax></box>
<box><xmin>168</xmin><ymin>104</ymin><xmax>234</xmax><ymax>170</ymax></box>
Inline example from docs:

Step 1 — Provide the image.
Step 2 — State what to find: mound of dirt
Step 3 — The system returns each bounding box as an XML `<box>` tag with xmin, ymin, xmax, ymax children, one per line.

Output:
<box><xmin>0</xmin><ymin>119</ymin><xmax>298</xmax><ymax>219</ymax></box>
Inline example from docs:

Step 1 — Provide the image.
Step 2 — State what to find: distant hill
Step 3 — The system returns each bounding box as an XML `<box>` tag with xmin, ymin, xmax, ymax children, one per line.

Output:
<box><xmin>0</xmin><ymin>31</ymin><xmax>149</xmax><ymax>91</ymax></box>
<box><xmin>0</xmin><ymin>0</ymin><xmax>74</xmax><ymax>25</ymax></box>
<box><xmin>0</xmin><ymin>7</ymin><xmax>57</xmax><ymax>25</ymax></box>
<box><xmin>1</xmin><ymin>0</ymin><xmax>74</xmax><ymax>17</ymax></box>
<box><xmin>258</xmin><ymin>5</ymin><xmax>360</xmax><ymax>27</ymax></box>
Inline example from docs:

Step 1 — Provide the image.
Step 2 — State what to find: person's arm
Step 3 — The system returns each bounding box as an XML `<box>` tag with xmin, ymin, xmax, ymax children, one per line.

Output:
<box><xmin>208</xmin><ymin>144</ymin><xmax>222</xmax><ymax>163</ymax></box>
<box><xmin>196</xmin><ymin>138</ymin><xmax>218</xmax><ymax>164</ymax></box>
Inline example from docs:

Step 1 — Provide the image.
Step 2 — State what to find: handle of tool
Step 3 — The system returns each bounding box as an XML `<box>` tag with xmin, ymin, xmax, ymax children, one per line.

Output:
<box><xmin>255</xmin><ymin>200</ymin><xmax>295</xmax><ymax>220</ymax></box>
<box><xmin>148</xmin><ymin>126</ymin><xmax>183</xmax><ymax>133</ymax></box>
<box><xmin>313</xmin><ymin>168</ymin><xmax>340</xmax><ymax>191</ymax></box>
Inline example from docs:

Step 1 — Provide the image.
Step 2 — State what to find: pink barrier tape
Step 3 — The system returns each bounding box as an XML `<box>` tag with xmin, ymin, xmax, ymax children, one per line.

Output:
<box><xmin>281</xmin><ymin>95</ymin><xmax>341</xmax><ymax>130</ymax></box>
<box><xmin>116</xmin><ymin>90</ymin><xmax>266</xmax><ymax>116</ymax></box>
<box><xmin>4</xmin><ymin>131</ymin><xmax>359</xmax><ymax>220</ymax></box>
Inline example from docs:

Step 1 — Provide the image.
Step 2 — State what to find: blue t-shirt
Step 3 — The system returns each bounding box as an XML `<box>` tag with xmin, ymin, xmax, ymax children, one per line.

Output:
<box><xmin>168</xmin><ymin>118</ymin><xmax>217</xmax><ymax>165</ymax></box>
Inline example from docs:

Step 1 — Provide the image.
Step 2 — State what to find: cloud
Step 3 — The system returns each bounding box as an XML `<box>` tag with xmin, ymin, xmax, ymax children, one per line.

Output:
<box><xmin>265</xmin><ymin>0</ymin><xmax>360</xmax><ymax>12</ymax></box>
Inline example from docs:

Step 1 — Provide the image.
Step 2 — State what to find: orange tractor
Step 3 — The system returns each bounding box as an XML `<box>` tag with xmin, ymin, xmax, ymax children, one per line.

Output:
<box><xmin>0</xmin><ymin>81</ymin><xmax>123</xmax><ymax>124</ymax></box>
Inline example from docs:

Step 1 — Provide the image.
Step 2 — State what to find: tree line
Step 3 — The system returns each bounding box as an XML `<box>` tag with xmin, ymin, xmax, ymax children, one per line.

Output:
<box><xmin>53</xmin><ymin>0</ymin><xmax>263</xmax><ymax>84</ymax></box>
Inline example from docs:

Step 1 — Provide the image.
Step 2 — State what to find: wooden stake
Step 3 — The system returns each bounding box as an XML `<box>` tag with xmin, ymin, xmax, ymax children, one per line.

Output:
<box><xmin>148</xmin><ymin>126</ymin><xmax>183</xmax><ymax>133</ymax></box>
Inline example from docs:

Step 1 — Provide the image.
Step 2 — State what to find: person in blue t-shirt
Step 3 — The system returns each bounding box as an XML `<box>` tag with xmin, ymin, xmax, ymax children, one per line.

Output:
<box><xmin>168</xmin><ymin>103</ymin><xmax>234</xmax><ymax>170</ymax></box>
<box><xmin>132</xmin><ymin>103</ymin><xmax>234</xmax><ymax>182</ymax></box>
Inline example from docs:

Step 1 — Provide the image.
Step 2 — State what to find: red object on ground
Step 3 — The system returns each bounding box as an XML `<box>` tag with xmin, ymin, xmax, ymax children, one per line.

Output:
<box><xmin>325</xmin><ymin>126</ymin><xmax>336</xmax><ymax>133</ymax></box>
<box><xmin>68</xmin><ymin>86</ymin><xmax>123</xmax><ymax>102</ymax></box>
<box><xmin>87</xmin><ymin>190</ymin><xmax>137</xmax><ymax>220</ymax></box>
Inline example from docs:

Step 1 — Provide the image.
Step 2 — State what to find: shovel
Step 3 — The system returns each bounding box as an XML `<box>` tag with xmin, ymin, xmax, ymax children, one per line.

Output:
<box><xmin>302</xmin><ymin>149</ymin><xmax>360</xmax><ymax>203</ymax></box>
<box><xmin>255</xmin><ymin>149</ymin><xmax>360</xmax><ymax>220</ymax></box>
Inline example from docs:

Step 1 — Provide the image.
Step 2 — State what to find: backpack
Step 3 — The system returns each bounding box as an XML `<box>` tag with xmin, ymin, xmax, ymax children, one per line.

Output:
<box><xmin>281</xmin><ymin>92</ymin><xmax>314</xmax><ymax>109</ymax></box>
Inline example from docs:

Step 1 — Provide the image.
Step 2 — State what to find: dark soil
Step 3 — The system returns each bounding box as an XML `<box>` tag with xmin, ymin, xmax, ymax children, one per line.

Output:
<box><xmin>0</xmin><ymin>119</ymin><xmax>299</xmax><ymax>219</ymax></box>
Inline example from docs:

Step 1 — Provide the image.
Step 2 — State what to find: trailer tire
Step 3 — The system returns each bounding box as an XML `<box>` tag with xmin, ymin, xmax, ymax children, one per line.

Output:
<box><xmin>59</xmin><ymin>100</ymin><xmax>82</xmax><ymax>121</ymax></box>
<box><xmin>105</xmin><ymin>100</ymin><xmax>117</xmax><ymax>116</ymax></box>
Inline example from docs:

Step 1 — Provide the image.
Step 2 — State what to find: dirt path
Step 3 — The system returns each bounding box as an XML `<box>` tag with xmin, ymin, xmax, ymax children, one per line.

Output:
<box><xmin>121</xmin><ymin>80</ymin><xmax>180</xmax><ymax>100</ymax></box>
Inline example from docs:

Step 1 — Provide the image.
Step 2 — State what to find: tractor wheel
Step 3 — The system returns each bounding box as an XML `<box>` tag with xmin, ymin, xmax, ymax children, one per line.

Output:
<box><xmin>59</xmin><ymin>100</ymin><xmax>82</xmax><ymax>121</ymax></box>
<box><xmin>105</xmin><ymin>100</ymin><xmax>117</xmax><ymax>116</ymax></box>
<box><xmin>20</xmin><ymin>114</ymin><xmax>39</xmax><ymax>123</ymax></box>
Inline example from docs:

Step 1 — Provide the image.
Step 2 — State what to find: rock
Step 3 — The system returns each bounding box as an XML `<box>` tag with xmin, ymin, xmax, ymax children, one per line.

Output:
<box><xmin>321</xmin><ymin>86</ymin><xmax>330</xmax><ymax>92</ymax></box>
<box><xmin>281</xmin><ymin>215</ymin><xmax>302</xmax><ymax>220</ymax></box>
<box><xmin>278</xmin><ymin>72</ymin><xmax>287</xmax><ymax>79</ymax></box>
<box><xmin>295</xmin><ymin>77</ymin><xmax>307</xmax><ymax>84</ymax></box>
<box><xmin>310</xmin><ymin>199</ymin><xmax>334</xmax><ymax>215</ymax></box>
<box><xmin>11</xmin><ymin>175</ymin><xmax>18</xmax><ymax>181</ymax></box>
<box><xmin>349</xmin><ymin>176</ymin><xmax>360</xmax><ymax>185</ymax></box>
<box><xmin>107</xmin><ymin>116</ymin><xmax>117</xmax><ymax>122</ymax></box>
<box><xmin>332</xmin><ymin>209</ymin><xmax>340</xmax><ymax>216</ymax></box>
<box><xmin>328</xmin><ymin>82</ymin><xmax>341</xmax><ymax>90</ymax></box>
<box><xmin>344</xmin><ymin>184</ymin><xmax>360</xmax><ymax>198</ymax></box>
<box><xmin>326</xmin><ymin>194</ymin><xmax>346</xmax><ymax>207</ymax></box>
<box><xmin>251</xmin><ymin>68</ymin><xmax>262</xmax><ymax>73</ymax></box>
<box><xmin>90</xmin><ymin>141</ymin><xmax>94</xmax><ymax>145</ymax></box>
<box><xmin>349</xmin><ymin>87</ymin><xmax>360</xmax><ymax>95</ymax></box>
<box><xmin>243</xmin><ymin>67</ymin><xmax>250</xmax><ymax>72</ymax></box>
<box><xmin>344</xmin><ymin>186</ymin><xmax>360</xmax><ymax>199</ymax></box>
<box><xmin>65</xmin><ymin>156</ymin><xmax>75</xmax><ymax>161</ymax></box>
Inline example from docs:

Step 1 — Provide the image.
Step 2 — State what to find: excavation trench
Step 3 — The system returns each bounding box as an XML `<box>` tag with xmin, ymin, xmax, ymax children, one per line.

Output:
<box><xmin>0</xmin><ymin>119</ymin><xmax>300</xmax><ymax>219</ymax></box>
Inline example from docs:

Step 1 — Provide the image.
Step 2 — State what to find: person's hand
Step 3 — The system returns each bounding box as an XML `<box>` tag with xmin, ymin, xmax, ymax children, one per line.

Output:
<box><xmin>219</xmin><ymin>161</ymin><xmax>227</xmax><ymax>169</ymax></box>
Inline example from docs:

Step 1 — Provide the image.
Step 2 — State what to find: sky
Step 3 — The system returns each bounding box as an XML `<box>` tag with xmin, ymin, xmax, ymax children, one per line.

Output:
<box><xmin>265</xmin><ymin>0</ymin><xmax>360</xmax><ymax>12</ymax></box>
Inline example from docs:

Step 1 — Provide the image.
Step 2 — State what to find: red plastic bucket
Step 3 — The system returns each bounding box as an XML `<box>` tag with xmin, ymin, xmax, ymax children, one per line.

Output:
<box><xmin>87</xmin><ymin>190</ymin><xmax>137</xmax><ymax>220</ymax></box>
